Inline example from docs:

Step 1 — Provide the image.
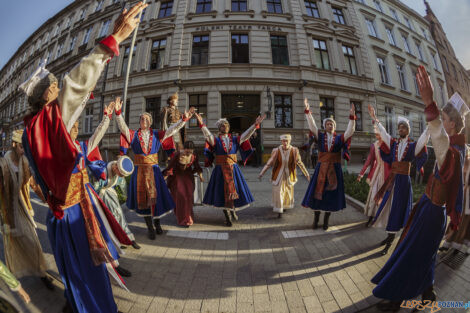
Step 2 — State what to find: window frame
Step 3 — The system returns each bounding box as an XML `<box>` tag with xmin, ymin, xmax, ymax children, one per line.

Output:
<box><xmin>305</xmin><ymin>1</ymin><xmax>320</xmax><ymax>18</ymax></box>
<box><xmin>158</xmin><ymin>1</ymin><xmax>174</xmax><ymax>18</ymax></box>
<box><xmin>231</xmin><ymin>33</ymin><xmax>250</xmax><ymax>63</ymax></box>
<box><xmin>377</xmin><ymin>56</ymin><xmax>390</xmax><ymax>85</ymax></box>
<box><xmin>274</xmin><ymin>94</ymin><xmax>293</xmax><ymax>128</ymax></box>
<box><xmin>149</xmin><ymin>38</ymin><xmax>167</xmax><ymax>70</ymax></box>
<box><xmin>313</xmin><ymin>38</ymin><xmax>330</xmax><ymax>70</ymax></box>
<box><xmin>332</xmin><ymin>7</ymin><xmax>346</xmax><ymax>25</ymax></box>
<box><xmin>271</xmin><ymin>35</ymin><xmax>289</xmax><ymax>65</ymax></box>
<box><xmin>319</xmin><ymin>97</ymin><xmax>335</xmax><ymax>126</ymax></box>
<box><xmin>267</xmin><ymin>0</ymin><xmax>283</xmax><ymax>14</ymax></box>
<box><xmin>196</xmin><ymin>0</ymin><xmax>212</xmax><ymax>13</ymax></box>
<box><xmin>342</xmin><ymin>45</ymin><xmax>357</xmax><ymax>75</ymax></box>
<box><xmin>189</xmin><ymin>94</ymin><xmax>208</xmax><ymax>127</ymax></box>
<box><xmin>191</xmin><ymin>34</ymin><xmax>210</xmax><ymax>65</ymax></box>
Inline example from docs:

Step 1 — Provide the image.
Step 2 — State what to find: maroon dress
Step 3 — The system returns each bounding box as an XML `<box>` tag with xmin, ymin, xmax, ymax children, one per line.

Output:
<box><xmin>163</xmin><ymin>152</ymin><xmax>202</xmax><ymax>226</ymax></box>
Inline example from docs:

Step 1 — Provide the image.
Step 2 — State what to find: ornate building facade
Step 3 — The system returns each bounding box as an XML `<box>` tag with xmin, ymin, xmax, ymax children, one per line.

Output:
<box><xmin>0</xmin><ymin>0</ymin><xmax>447</xmax><ymax>162</ymax></box>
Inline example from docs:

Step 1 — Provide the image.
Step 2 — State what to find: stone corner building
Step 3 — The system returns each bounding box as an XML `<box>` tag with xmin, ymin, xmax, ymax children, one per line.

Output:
<box><xmin>0</xmin><ymin>0</ymin><xmax>449</xmax><ymax>163</ymax></box>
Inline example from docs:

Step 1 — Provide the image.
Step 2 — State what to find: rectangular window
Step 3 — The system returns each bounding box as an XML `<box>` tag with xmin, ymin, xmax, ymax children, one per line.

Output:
<box><xmin>121</xmin><ymin>46</ymin><xmax>136</xmax><ymax>75</ymax></box>
<box><xmin>313</xmin><ymin>39</ymin><xmax>330</xmax><ymax>70</ymax></box>
<box><xmin>412</xmin><ymin>70</ymin><xmax>420</xmax><ymax>96</ymax></box>
<box><xmin>65</xmin><ymin>15</ymin><xmax>73</xmax><ymax>28</ymax></box>
<box><xmin>332</xmin><ymin>7</ymin><xmax>346</xmax><ymax>25</ymax></box>
<box><xmin>271</xmin><ymin>35</ymin><xmax>289</xmax><ymax>65</ymax></box>
<box><xmin>421</xmin><ymin>27</ymin><xmax>428</xmax><ymax>40</ymax></box>
<box><xmin>365</xmin><ymin>18</ymin><xmax>378</xmax><ymax>38</ymax></box>
<box><xmin>352</xmin><ymin>101</ymin><xmax>363</xmax><ymax>131</ymax></box>
<box><xmin>158</xmin><ymin>1</ymin><xmax>173</xmax><ymax>18</ymax></box>
<box><xmin>377</xmin><ymin>57</ymin><xmax>390</xmax><ymax>84</ymax></box>
<box><xmin>319</xmin><ymin>97</ymin><xmax>335</xmax><ymax>126</ymax></box>
<box><xmin>82</xmin><ymin>26</ymin><xmax>93</xmax><ymax>45</ymax></box>
<box><xmin>53</xmin><ymin>23</ymin><xmax>61</xmax><ymax>37</ymax></box>
<box><xmin>189</xmin><ymin>94</ymin><xmax>207</xmax><ymax>127</ymax></box>
<box><xmin>342</xmin><ymin>45</ymin><xmax>357</xmax><ymax>75</ymax></box>
<box><xmin>145</xmin><ymin>97</ymin><xmax>161</xmax><ymax>129</ymax></box>
<box><xmin>196</xmin><ymin>0</ymin><xmax>212</xmax><ymax>13</ymax></box>
<box><xmin>373</xmin><ymin>0</ymin><xmax>383</xmax><ymax>13</ymax></box>
<box><xmin>45</xmin><ymin>50</ymin><xmax>51</xmax><ymax>64</ymax></box>
<box><xmin>150</xmin><ymin>39</ymin><xmax>166</xmax><ymax>69</ymax></box>
<box><xmin>389</xmin><ymin>8</ymin><xmax>400</xmax><ymax>22</ymax></box>
<box><xmin>232</xmin><ymin>0</ymin><xmax>247</xmax><ymax>11</ymax></box>
<box><xmin>69</xmin><ymin>35</ymin><xmax>77</xmax><ymax>52</ymax></box>
<box><xmin>192</xmin><ymin>35</ymin><xmax>209</xmax><ymax>65</ymax></box>
<box><xmin>84</xmin><ymin>106</ymin><xmax>93</xmax><ymax>134</ymax></box>
<box><xmin>416</xmin><ymin>42</ymin><xmax>425</xmax><ymax>61</ymax></box>
<box><xmin>431</xmin><ymin>53</ymin><xmax>439</xmax><ymax>70</ymax></box>
<box><xmin>305</xmin><ymin>1</ymin><xmax>320</xmax><ymax>18</ymax></box>
<box><xmin>401</xmin><ymin>35</ymin><xmax>411</xmax><ymax>54</ymax></box>
<box><xmin>355</xmin><ymin>0</ymin><xmax>365</xmax><ymax>4</ymax></box>
<box><xmin>404</xmin><ymin>16</ymin><xmax>413</xmax><ymax>30</ymax></box>
<box><xmin>140</xmin><ymin>8</ymin><xmax>146</xmax><ymax>21</ymax></box>
<box><xmin>274</xmin><ymin>95</ymin><xmax>293</xmax><ymax>128</ymax></box>
<box><xmin>385</xmin><ymin>106</ymin><xmax>394</xmax><ymax>136</ymax></box>
<box><xmin>396</xmin><ymin>63</ymin><xmax>408</xmax><ymax>91</ymax></box>
<box><xmin>231</xmin><ymin>34</ymin><xmax>249</xmax><ymax>63</ymax></box>
<box><xmin>267</xmin><ymin>0</ymin><xmax>283</xmax><ymax>14</ymax></box>
<box><xmin>385</xmin><ymin>27</ymin><xmax>396</xmax><ymax>46</ymax></box>
<box><xmin>79</xmin><ymin>7</ymin><xmax>87</xmax><ymax>20</ymax></box>
<box><xmin>403</xmin><ymin>110</ymin><xmax>412</xmax><ymax>138</ymax></box>
<box><xmin>56</xmin><ymin>42</ymin><xmax>64</xmax><ymax>59</ymax></box>
<box><xmin>95</xmin><ymin>0</ymin><xmax>104</xmax><ymax>12</ymax></box>
<box><xmin>99</xmin><ymin>19</ymin><xmax>111</xmax><ymax>38</ymax></box>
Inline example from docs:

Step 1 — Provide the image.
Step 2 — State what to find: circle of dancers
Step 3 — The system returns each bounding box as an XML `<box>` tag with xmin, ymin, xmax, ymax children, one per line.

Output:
<box><xmin>1</xmin><ymin>3</ymin><xmax>469</xmax><ymax>312</ymax></box>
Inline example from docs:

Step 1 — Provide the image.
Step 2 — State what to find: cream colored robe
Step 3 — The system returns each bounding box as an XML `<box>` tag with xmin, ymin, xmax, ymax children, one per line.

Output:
<box><xmin>0</xmin><ymin>151</ymin><xmax>47</xmax><ymax>277</ymax></box>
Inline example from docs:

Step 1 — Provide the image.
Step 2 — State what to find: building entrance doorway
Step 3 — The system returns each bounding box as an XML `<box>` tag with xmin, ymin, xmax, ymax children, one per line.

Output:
<box><xmin>221</xmin><ymin>94</ymin><xmax>260</xmax><ymax>135</ymax></box>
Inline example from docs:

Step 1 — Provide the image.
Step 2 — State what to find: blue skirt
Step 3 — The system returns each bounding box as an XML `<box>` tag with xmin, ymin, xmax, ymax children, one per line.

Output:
<box><xmin>301</xmin><ymin>162</ymin><xmax>345</xmax><ymax>212</ymax></box>
<box><xmin>127</xmin><ymin>164</ymin><xmax>175</xmax><ymax>217</ymax></box>
<box><xmin>47</xmin><ymin>203</ymin><xmax>117</xmax><ymax>313</ymax></box>
<box><xmin>372</xmin><ymin>194</ymin><xmax>446</xmax><ymax>301</ymax></box>
<box><xmin>374</xmin><ymin>174</ymin><xmax>413</xmax><ymax>232</ymax></box>
<box><xmin>203</xmin><ymin>164</ymin><xmax>254</xmax><ymax>209</ymax></box>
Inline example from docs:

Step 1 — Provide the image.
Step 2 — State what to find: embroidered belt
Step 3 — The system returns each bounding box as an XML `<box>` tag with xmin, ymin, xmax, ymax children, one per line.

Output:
<box><xmin>215</xmin><ymin>154</ymin><xmax>238</xmax><ymax>206</ymax></box>
<box><xmin>134</xmin><ymin>154</ymin><xmax>159</xmax><ymax>165</ymax></box>
<box><xmin>425</xmin><ymin>176</ymin><xmax>446</xmax><ymax>206</ymax></box>
<box><xmin>374</xmin><ymin>161</ymin><xmax>411</xmax><ymax>203</ymax></box>
<box><xmin>314</xmin><ymin>152</ymin><xmax>341</xmax><ymax>200</ymax></box>
<box><xmin>134</xmin><ymin>154</ymin><xmax>158</xmax><ymax>211</ymax></box>
<box><xmin>60</xmin><ymin>168</ymin><xmax>114</xmax><ymax>266</ymax></box>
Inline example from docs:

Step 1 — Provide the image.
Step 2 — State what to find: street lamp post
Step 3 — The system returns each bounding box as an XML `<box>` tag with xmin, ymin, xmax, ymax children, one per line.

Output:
<box><xmin>266</xmin><ymin>86</ymin><xmax>272</xmax><ymax>119</ymax></box>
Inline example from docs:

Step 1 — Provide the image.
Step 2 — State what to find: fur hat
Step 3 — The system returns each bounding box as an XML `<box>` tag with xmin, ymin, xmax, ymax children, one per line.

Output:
<box><xmin>322</xmin><ymin>117</ymin><xmax>336</xmax><ymax>129</ymax></box>
<box><xmin>397</xmin><ymin>116</ymin><xmax>410</xmax><ymax>130</ymax></box>
<box><xmin>140</xmin><ymin>112</ymin><xmax>153</xmax><ymax>125</ymax></box>
<box><xmin>280</xmin><ymin>134</ymin><xmax>291</xmax><ymax>141</ymax></box>
<box><xmin>12</xmin><ymin>129</ymin><xmax>24</xmax><ymax>144</ymax></box>
<box><xmin>215</xmin><ymin>118</ymin><xmax>229</xmax><ymax>129</ymax></box>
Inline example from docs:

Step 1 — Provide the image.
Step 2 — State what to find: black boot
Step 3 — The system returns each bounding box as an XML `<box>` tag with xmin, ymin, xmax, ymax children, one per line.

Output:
<box><xmin>116</xmin><ymin>265</ymin><xmax>132</xmax><ymax>277</ymax></box>
<box><xmin>131</xmin><ymin>240</ymin><xmax>141</xmax><ymax>249</ymax></box>
<box><xmin>323</xmin><ymin>212</ymin><xmax>331</xmax><ymax>230</ymax></box>
<box><xmin>144</xmin><ymin>216</ymin><xmax>156</xmax><ymax>240</ymax></box>
<box><xmin>422</xmin><ymin>285</ymin><xmax>436</xmax><ymax>302</ymax></box>
<box><xmin>41</xmin><ymin>275</ymin><xmax>55</xmax><ymax>290</ymax></box>
<box><xmin>223</xmin><ymin>209</ymin><xmax>232</xmax><ymax>227</ymax></box>
<box><xmin>380</xmin><ymin>233</ymin><xmax>395</xmax><ymax>246</ymax></box>
<box><xmin>365</xmin><ymin>216</ymin><xmax>373</xmax><ymax>227</ymax></box>
<box><xmin>312</xmin><ymin>211</ymin><xmax>320</xmax><ymax>229</ymax></box>
<box><xmin>154</xmin><ymin>218</ymin><xmax>163</xmax><ymax>235</ymax></box>
<box><xmin>381</xmin><ymin>241</ymin><xmax>393</xmax><ymax>255</ymax></box>
<box><xmin>230</xmin><ymin>210</ymin><xmax>238</xmax><ymax>221</ymax></box>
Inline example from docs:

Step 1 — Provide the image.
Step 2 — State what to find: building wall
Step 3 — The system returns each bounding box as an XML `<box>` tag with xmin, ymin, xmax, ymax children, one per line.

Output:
<box><xmin>0</xmin><ymin>0</ymin><xmax>447</xmax><ymax>163</ymax></box>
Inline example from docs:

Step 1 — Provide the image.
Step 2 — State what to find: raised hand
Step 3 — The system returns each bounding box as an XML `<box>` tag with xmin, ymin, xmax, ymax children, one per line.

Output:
<box><xmin>112</xmin><ymin>2</ymin><xmax>148</xmax><ymax>44</ymax></box>
<box><xmin>416</xmin><ymin>65</ymin><xmax>434</xmax><ymax>107</ymax></box>
<box><xmin>107</xmin><ymin>96</ymin><xmax>119</xmax><ymax>115</ymax></box>
<box><xmin>304</xmin><ymin>98</ymin><xmax>310</xmax><ymax>112</ymax></box>
<box><xmin>183</xmin><ymin>107</ymin><xmax>195</xmax><ymax>120</ymax></box>
<box><xmin>255</xmin><ymin>114</ymin><xmax>266</xmax><ymax>125</ymax></box>
<box><xmin>368</xmin><ymin>104</ymin><xmax>377</xmax><ymax>121</ymax></box>
<box><xmin>350</xmin><ymin>103</ymin><xmax>355</xmax><ymax>116</ymax></box>
<box><xmin>195</xmin><ymin>113</ymin><xmax>204</xmax><ymax>125</ymax></box>
<box><xmin>115</xmin><ymin>97</ymin><xmax>123</xmax><ymax>112</ymax></box>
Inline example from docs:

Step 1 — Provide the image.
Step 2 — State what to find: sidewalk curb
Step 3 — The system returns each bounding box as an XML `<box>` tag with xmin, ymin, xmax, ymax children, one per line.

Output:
<box><xmin>346</xmin><ymin>194</ymin><xmax>365</xmax><ymax>212</ymax></box>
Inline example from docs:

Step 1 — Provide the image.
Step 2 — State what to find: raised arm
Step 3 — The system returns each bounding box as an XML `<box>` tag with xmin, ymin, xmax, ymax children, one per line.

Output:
<box><xmin>87</xmin><ymin>99</ymin><xmax>116</xmax><ymax>155</ymax></box>
<box><xmin>416</xmin><ymin>65</ymin><xmax>449</xmax><ymax>167</ymax></box>
<box><xmin>114</xmin><ymin>99</ymin><xmax>131</xmax><ymax>142</ymax></box>
<box><xmin>240</xmin><ymin>114</ymin><xmax>266</xmax><ymax>143</ymax></box>
<box><xmin>161</xmin><ymin>107</ymin><xmax>194</xmax><ymax>141</ymax></box>
<box><xmin>414</xmin><ymin>127</ymin><xmax>430</xmax><ymax>157</ymax></box>
<box><xmin>344</xmin><ymin>103</ymin><xmax>356</xmax><ymax>141</ymax></box>
<box><xmin>60</xmin><ymin>2</ymin><xmax>148</xmax><ymax>132</ymax></box>
<box><xmin>368</xmin><ymin>104</ymin><xmax>391</xmax><ymax>148</ymax></box>
<box><xmin>195</xmin><ymin>113</ymin><xmax>215</xmax><ymax>146</ymax></box>
<box><xmin>304</xmin><ymin>98</ymin><xmax>318</xmax><ymax>138</ymax></box>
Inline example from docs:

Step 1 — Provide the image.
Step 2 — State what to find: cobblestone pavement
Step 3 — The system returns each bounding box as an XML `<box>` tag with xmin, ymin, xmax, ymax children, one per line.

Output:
<box><xmin>1</xmin><ymin>167</ymin><xmax>469</xmax><ymax>313</ymax></box>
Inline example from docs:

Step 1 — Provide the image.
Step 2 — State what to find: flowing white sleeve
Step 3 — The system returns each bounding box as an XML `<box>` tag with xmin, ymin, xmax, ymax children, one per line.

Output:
<box><xmin>59</xmin><ymin>44</ymin><xmax>114</xmax><ymax>133</ymax></box>
<box><xmin>201</xmin><ymin>126</ymin><xmax>215</xmax><ymax>146</ymax></box>
<box><xmin>427</xmin><ymin>119</ymin><xmax>449</xmax><ymax>168</ymax></box>
<box><xmin>414</xmin><ymin>127</ymin><xmax>430</xmax><ymax>157</ymax></box>
<box><xmin>87</xmin><ymin>115</ymin><xmax>110</xmax><ymax>156</ymax></box>
<box><xmin>240</xmin><ymin>124</ymin><xmax>257</xmax><ymax>143</ymax></box>
<box><xmin>376</xmin><ymin>122</ymin><xmax>391</xmax><ymax>149</ymax></box>
<box><xmin>116</xmin><ymin>114</ymin><xmax>131</xmax><ymax>143</ymax></box>
<box><xmin>162</xmin><ymin>118</ymin><xmax>187</xmax><ymax>141</ymax></box>
<box><xmin>305</xmin><ymin>113</ymin><xmax>318</xmax><ymax>138</ymax></box>
<box><xmin>344</xmin><ymin>119</ymin><xmax>356</xmax><ymax>141</ymax></box>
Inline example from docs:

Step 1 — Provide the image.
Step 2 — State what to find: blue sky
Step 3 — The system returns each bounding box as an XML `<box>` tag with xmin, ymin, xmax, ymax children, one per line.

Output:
<box><xmin>0</xmin><ymin>0</ymin><xmax>469</xmax><ymax>70</ymax></box>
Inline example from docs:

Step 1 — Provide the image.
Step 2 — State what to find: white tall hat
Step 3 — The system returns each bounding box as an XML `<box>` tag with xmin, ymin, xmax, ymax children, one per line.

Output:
<box><xmin>12</xmin><ymin>129</ymin><xmax>24</xmax><ymax>144</ymax></box>
<box><xmin>448</xmin><ymin>92</ymin><xmax>470</xmax><ymax>116</ymax></box>
<box><xmin>322</xmin><ymin>117</ymin><xmax>336</xmax><ymax>129</ymax></box>
<box><xmin>397</xmin><ymin>116</ymin><xmax>410</xmax><ymax>129</ymax></box>
<box><xmin>18</xmin><ymin>59</ymin><xmax>50</xmax><ymax>97</ymax></box>
<box><xmin>280</xmin><ymin>134</ymin><xmax>291</xmax><ymax>140</ymax></box>
<box><xmin>215</xmin><ymin>118</ymin><xmax>229</xmax><ymax>128</ymax></box>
